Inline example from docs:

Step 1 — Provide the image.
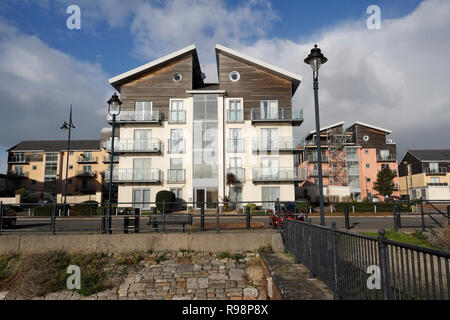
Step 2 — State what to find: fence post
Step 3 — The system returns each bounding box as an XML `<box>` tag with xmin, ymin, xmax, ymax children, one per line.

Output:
<box><xmin>200</xmin><ymin>207</ymin><xmax>205</xmax><ymax>232</ymax></box>
<box><xmin>0</xmin><ymin>201</ymin><xmax>3</xmax><ymax>234</ymax></box>
<box><xmin>374</xmin><ymin>205</ymin><xmax>377</xmax><ymax>214</ymax></box>
<box><xmin>447</xmin><ymin>206</ymin><xmax>450</xmax><ymax>226</ymax></box>
<box><xmin>246</xmin><ymin>205</ymin><xmax>251</xmax><ymax>229</ymax></box>
<box><xmin>393</xmin><ymin>204</ymin><xmax>398</xmax><ymax>232</ymax></box>
<box><xmin>135</xmin><ymin>208</ymin><xmax>140</xmax><ymax>233</ymax></box>
<box><xmin>307</xmin><ymin>218</ymin><xmax>316</xmax><ymax>279</ymax></box>
<box><xmin>420</xmin><ymin>197</ymin><xmax>425</xmax><ymax>232</ymax></box>
<box><xmin>124</xmin><ymin>211</ymin><xmax>129</xmax><ymax>234</ymax></box>
<box><xmin>344</xmin><ymin>206</ymin><xmax>350</xmax><ymax>230</ymax></box>
<box><xmin>377</xmin><ymin>229</ymin><xmax>391</xmax><ymax>300</ymax></box>
<box><xmin>101</xmin><ymin>207</ymin><xmax>106</xmax><ymax>234</ymax></box>
<box><xmin>352</xmin><ymin>205</ymin><xmax>355</xmax><ymax>214</ymax></box>
<box><xmin>162</xmin><ymin>201</ymin><xmax>166</xmax><ymax>234</ymax></box>
<box><xmin>51</xmin><ymin>201</ymin><xmax>56</xmax><ymax>235</ymax></box>
<box><xmin>216</xmin><ymin>205</ymin><xmax>220</xmax><ymax>234</ymax></box>
<box><xmin>331</xmin><ymin>222</ymin><xmax>340</xmax><ymax>299</ymax></box>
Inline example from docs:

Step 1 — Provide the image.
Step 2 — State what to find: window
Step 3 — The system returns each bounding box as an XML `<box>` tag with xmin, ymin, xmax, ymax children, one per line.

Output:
<box><xmin>379</xmin><ymin>150</ymin><xmax>390</xmax><ymax>160</ymax></box>
<box><xmin>260</xmin><ymin>100</ymin><xmax>278</xmax><ymax>120</ymax></box>
<box><xmin>135</xmin><ymin>102</ymin><xmax>153</xmax><ymax>120</ymax></box>
<box><xmin>14</xmin><ymin>166</ymin><xmax>23</xmax><ymax>175</ymax></box>
<box><xmin>261</xmin><ymin>187</ymin><xmax>280</xmax><ymax>209</ymax></box>
<box><xmin>261</xmin><ymin>157</ymin><xmax>279</xmax><ymax>179</ymax></box>
<box><xmin>69</xmin><ymin>151</ymin><xmax>74</xmax><ymax>156</ymax></box>
<box><xmin>429</xmin><ymin>162</ymin><xmax>439</xmax><ymax>173</ymax></box>
<box><xmin>366</xmin><ymin>178</ymin><xmax>371</xmax><ymax>182</ymax></box>
<box><xmin>133</xmin><ymin>159</ymin><xmax>152</xmax><ymax>181</ymax></box>
<box><xmin>172</xmin><ymin>73</ymin><xmax>182</xmax><ymax>82</ymax></box>
<box><xmin>169</xmin><ymin>129</ymin><xmax>184</xmax><ymax>153</ymax></box>
<box><xmin>194</xmin><ymin>94</ymin><xmax>217</xmax><ymax>120</ymax></box>
<box><xmin>69</xmin><ymin>165</ymin><xmax>73</xmax><ymax>170</ymax></box>
<box><xmin>33</xmin><ymin>152</ymin><xmax>39</xmax><ymax>157</ymax></box>
<box><xmin>169</xmin><ymin>158</ymin><xmax>184</xmax><ymax>182</ymax></box>
<box><xmin>229</xmin><ymin>71</ymin><xmax>240</xmax><ymax>82</ymax></box>
<box><xmin>83</xmin><ymin>165</ymin><xmax>92</xmax><ymax>174</ymax></box>
<box><xmin>366</xmin><ymin>164</ymin><xmax>370</xmax><ymax>168</ymax></box>
<box><xmin>132</xmin><ymin>189</ymin><xmax>151</xmax><ymax>210</ymax></box>
<box><xmin>260</xmin><ymin>128</ymin><xmax>279</xmax><ymax>150</ymax></box>
<box><xmin>169</xmin><ymin>100</ymin><xmax>185</xmax><ymax>123</ymax></box>
<box><xmin>228</xmin><ymin>99</ymin><xmax>243</xmax><ymax>122</ymax></box>
<box><xmin>32</xmin><ymin>165</ymin><xmax>37</xmax><ymax>170</ymax></box>
<box><xmin>382</xmin><ymin>164</ymin><xmax>390</xmax><ymax>170</ymax></box>
<box><xmin>229</xmin><ymin>157</ymin><xmax>242</xmax><ymax>168</ymax></box>
<box><xmin>228</xmin><ymin>128</ymin><xmax>243</xmax><ymax>153</ymax></box>
<box><xmin>430</xmin><ymin>177</ymin><xmax>440</xmax><ymax>184</ymax></box>
<box><xmin>363</xmin><ymin>135</ymin><xmax>370</xmax><ymax>142</ymax></box>
<box><xmin>134</xmin><ymin>129</ymin><xmax>152</xmax><ymax>151</ymax></box>
<box><xmin>170</xmin><ymin>188</ymin><xmax>183</xmax><ymax>199</ymax></box>
<box><xmin>365</xmin><ymin>150</ymin><xmax>369</xmax><ymax>154</ymax></box>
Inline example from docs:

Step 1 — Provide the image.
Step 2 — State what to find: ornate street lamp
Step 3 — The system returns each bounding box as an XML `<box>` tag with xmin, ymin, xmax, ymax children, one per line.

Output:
<box><xmin>60</xmin><ymin>105</ymin><xmax>75</xmax><ymax>215</ymax></box>
<box><xmin>305</xmin><ymin>44</ymin><xmax>328</xmax><ymax>226</ymax></box>
<box><xmin>106</xmin><ymin>93</ymin><xmax>122</xmax><ymax>233</ymax></box>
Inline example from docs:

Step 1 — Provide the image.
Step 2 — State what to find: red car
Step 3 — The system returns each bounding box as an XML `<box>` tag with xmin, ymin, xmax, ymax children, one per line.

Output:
<box><xmin>2</xmin><ymin>207</ymin><xmax>17</xmax><ymax>229</ymax></box>
<box><xmin>269</xmin><ymin>202</ymin><xmax>305</xmax><ymax>228</ymax></box>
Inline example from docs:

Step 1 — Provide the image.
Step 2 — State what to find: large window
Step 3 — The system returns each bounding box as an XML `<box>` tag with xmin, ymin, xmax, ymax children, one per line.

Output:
<box><xmin>261</xmin><ymin>187</ymin><xmax>280</xmax><ymax>209</ymax></box>
<box><xmin>133</xmin><ymin>189</ymin><xmax>151</xmax><ymax>210</ymax></box>
<box><xmin>169</xmin><ymin>129</ymin><xmax>184</xmax><ymax>153</ymax></box>
<box><xmin>134</xmin><ymin>129</ymin><xmax>152</xmax><ymax>151</ymax></box>
<box><xmin>228</xmin><ymin>99</ymin><xmax>243</xmax><ymax>122</ymax></box>
<box><xmin>135</xmin><ymin>102</ymin><xmax>152</xmax><ymax>120</ymax></box>
<box><xmin>260</xmin><ymin>128</ymin><xmax>279</xmax><ymax>150</ymax></box>
<box><xmin>228</xmin><ymin>128</ymin><xmax>243</xmax><ymax>153</ymax></box>
<box><xmin>260</xmin><ymin>100</ymin><xmax>278</xmax><ymax>120</ymax></box>
<box><xmin>170</xmin><ymin>100</ymin><xmax>185</xmax><ymax>123</ymax></box>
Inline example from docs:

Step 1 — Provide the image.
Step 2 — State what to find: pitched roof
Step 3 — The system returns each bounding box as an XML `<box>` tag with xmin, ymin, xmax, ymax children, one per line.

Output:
<box><xmin>8</xmin><ymin>140</ymin><xmax>101</xmax><ymax>152</ymax></box>
<box><xmin>407</xmin><ymin>149</ymin><xmax>450</xmax><ymax>162</ymax></box>
<box><xmin>215</xmin><ymin>44</ymin><xmax>303</xmax><ymax>94</ymax></box>
<box><xmin>352</xmin><ymin>121</ymin><xmax>392</xmax><ymax>134</ymax></box>
<box><xmin>305</xmin><ymin>121</ymin><xmax>345</xmax><ymax>139</ymax></box>
<box><xmin>109</xmin><ymin>44</ymin><xmax>199</xmax><ymax>90</ymax></box>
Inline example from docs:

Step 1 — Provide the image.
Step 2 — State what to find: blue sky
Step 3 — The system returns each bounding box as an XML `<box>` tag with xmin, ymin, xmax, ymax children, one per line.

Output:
<box><xmin>0</xmin><ymin>0</ymin><xmax>449</xmax><ymax>173</ymax></box>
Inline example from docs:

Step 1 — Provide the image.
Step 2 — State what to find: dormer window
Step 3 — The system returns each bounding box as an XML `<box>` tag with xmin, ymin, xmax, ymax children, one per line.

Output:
<box><xmin>229</xmin><ymin>71</ymin><xmax>240</xmax><ymax>82</ymax></box>
<box><xmin>172</xmin><ymin>73</ymin><xmax>182</xmax><ymax>82</ymax></box>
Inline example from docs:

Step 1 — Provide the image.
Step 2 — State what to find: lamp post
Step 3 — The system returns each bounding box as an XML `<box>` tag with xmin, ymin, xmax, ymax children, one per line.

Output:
<box><xmin>305</xmin><ymin>44</ymin><xmax>328</xmax><ymax>226</ymax></box>
<box><xmin>107</xmin><ymin>93</ymin><xmax>122</xmax><ymax>234</ymax></box>
<box><xmin>403</xmin><ymin>161</ymin><xmax>410</xmax><ymax>200</ymax></box>
<box><xmin>60</xmin><ymin>105</ymin><xmax>75</xmax><ymax>215</ymax></box>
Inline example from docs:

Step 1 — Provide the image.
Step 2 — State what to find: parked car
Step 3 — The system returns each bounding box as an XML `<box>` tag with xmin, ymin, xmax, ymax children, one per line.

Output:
<box><xmin>1</xmin><ymin>206</ymin><xmax>17</xmax><ymax>229</ymax></box>
<box><xmin>268</xmin><ymin>202</ymin><xmax>305</xmax><ymax>228</ymax></box>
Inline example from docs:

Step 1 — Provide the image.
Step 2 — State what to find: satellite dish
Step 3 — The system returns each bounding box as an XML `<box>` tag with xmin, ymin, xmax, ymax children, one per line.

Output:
<box><xmin>201</xmin><ymin>72</ymin><xmax>206</xmax><ymax>80</ymax></box>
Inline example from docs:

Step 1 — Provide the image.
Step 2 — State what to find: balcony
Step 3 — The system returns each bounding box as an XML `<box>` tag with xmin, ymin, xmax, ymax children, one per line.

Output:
<box><xmin>103</xmin><ymin>156</ymin><xmax>119</xmax><ymax>163</ymax></box>
<box><xmin>252</xmin><ymin>137</ymin><xmax>300</xmax><ymax>153</ymax></box>
<box><xmin>425</xmin><ymin>167</ymin><xmax>447</xmax><ymax>175</ymax></box>
<box><xmin>168</xmin><ymin>139</ymin><xmax>186</xmax><ymax>154</ymax></box>
<box><xmin>8</xmin><ymin>155</ymin><xmax>29</xmax><ymax>164</ymax></box>
<box><xmin>252</xmin><ymin>168</ymin><xmax>302</xmax><ymax>182</ymax></box>
<box><xmin>107</xmin><ymin>110</ymin><xmax>162</xmax><ymax>124</ymax></box>
<box><xmin>226</xmin><ymin>109</ymin><xmax>244</xmax><ymax>123</ymax></box>
<box><xmin>427</xmin><ymin>182</ymin><xmax>448</xmax><ymax>186</ymax></box>
<box><xmin>305</xmin><ymin>154</ymin><xmax>329</xmax><ymax>162</ymax></box>
<box><xmin>7</xmin><ymin>171</ymin><xmax>28</xmax><ymax>178</ymax></box>
<box><xmin>250</xmin><ymin>108</ymin><xmax>303</xmax><ymax>125</ymax></box>
<box><xmin>227</xmin><ymin>139</ymin><xmax>245</xmax><ymax>153</ymax></box>
<box><xmin>76</xmin><ymin>170</ymin><xmax>97</xmax><ymax>178</ymax></box>
<box><xmin>227</xmin><ymin>168</ymin><xmax>245</xmax><ymax>182</ymax></box>
<box><xmin>309</xmin><ymin>169</ymin><xmax>330</xmax><ymax>177</ymax></box>
<box><xmin>77</xmin><ymin>156</ymin><xmax>98</xmax><ymax>163</ymax></box>
<box><xmin>104</xmin><ymin>139</ymin><xmax>162</xmax><ymax>154</ymax></box>
<box><xmin>167</xmin><ymin>169</ymin><xmax>186</xmax><ymax>183</ymax></box>
<box><xmin>168</xmin><ymin>110</ymin><xmax>186</xmax><ymax>124</ymax></box>
<box><xmin>104</xmin><ymin>169</ymin><xmax>163</xmax><ymax>184</ymax></box>
<box><xmin>376</xmin><ymin>154</ymin><xmax>397</xmax><ymax>162</ymax></box>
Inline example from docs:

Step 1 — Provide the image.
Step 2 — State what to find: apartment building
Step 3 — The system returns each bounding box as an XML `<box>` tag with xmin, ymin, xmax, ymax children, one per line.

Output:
<box><xmin>105</xmin><ymin>44</ymin><xmax>304</xmax><ymax>209</ymax></box>
<box><xmin>398</xmin><ymin>150</ymin><xmax>450</xmax><ymax>200</ymax></box>
<box><xmin>298</xmin><ymin>121</ymin><xmax>399</xmax><ymax>202</ymax></box>
<box><xmin>6</xmin><ymin>140</ymin><xmax>110</xmax><ymax>201</ymax></box>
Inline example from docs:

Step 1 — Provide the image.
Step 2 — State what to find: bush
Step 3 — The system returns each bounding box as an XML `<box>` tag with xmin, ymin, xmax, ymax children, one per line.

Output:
<box><xmin>245</xmin><ymin>203</ymin><xmax>257</xmax><ymax>212</ymax></box>
<box><xmin>296</xmin><ymin>199</ymin><xmax>310</xmax><ymax>213</ymax></box>
<box><xmin>70</xmin><ymin>201</ymin><xmax>100</xmax><ymax>216</ymax></box>
<box><xmin>155</xmin><ymin>190</ymin><xmax>176</xmax><ymax>213</ymax></box>
<box><xmin>15</xmin><ymin>188</ymin><xmax>28</xmax><ymax>196</ymax></box>
<box><xmin>33</xmin><ymin>204</ymin><xmax>59</xmax><ymax>217</ymax></box>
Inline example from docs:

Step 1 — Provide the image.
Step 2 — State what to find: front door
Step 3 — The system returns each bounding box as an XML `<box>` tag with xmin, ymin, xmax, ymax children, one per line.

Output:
<box><xmin>196</xmin><ymin>188</ymin><xmax>205</xmax><ymax>209</ymax></box>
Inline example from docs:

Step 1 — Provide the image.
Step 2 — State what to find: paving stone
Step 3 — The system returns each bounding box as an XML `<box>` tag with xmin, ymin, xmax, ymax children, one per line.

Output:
<box><xmin>118</xmin><ymin>283</ymin><xmax>129</xmax><ymax>297</ymax></box>
<box><xmin>186</xmin><ymin>278</ymin><xmax>198</xmax><ymax>289</ymax></box>
<box><xmin>194</xmin><ymin>264</ymin><xmax>202</xmax><ymax>272</ymax></box>
<box><xmin>229</xmin><ymin>268</ymin><xmax>246</xmax><ymax>281</ymax></box>
<box><xmin>129</xmin><ymin>283</ymin><xmax>146</xmax><ymax>293</ymax></box>
<box><xmin>209</xmin><ymin>273</ymin><xmax>228</xmax><ymax>280</ymax></box>
<box><xmin>197</xmin><ymin>278</ymin><xmax>209</xmax><ymax>289</ymax></box>
<box><xmin>243</xmin><ymin>288</ymin><xmax>258</xmax><ymax>299</ymax></box>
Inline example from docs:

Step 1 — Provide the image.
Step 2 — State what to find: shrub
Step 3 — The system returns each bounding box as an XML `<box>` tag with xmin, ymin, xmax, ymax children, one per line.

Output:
<box><xmin>155</xmin><ymin>190</ymin><xmax>176</xmax><ymax>213</ymax></box>
<box><xmin>33</xmin><ymin>204</ymin><xmax>59</xmax><ymax>217</ymax></box>
<box><xmin>70</xmin><ymin>201</ymin><xmax>99</xmax><ymax>216</ymax></box>
<box><xmin>15</xmin><ymin>188</ymin><xmax>28</xmax><ymax>196</ymax></box>
<box><xmin>296</xmin><ymin>199</ymin><xmax>310</xmax><ymax>213</ymax></box>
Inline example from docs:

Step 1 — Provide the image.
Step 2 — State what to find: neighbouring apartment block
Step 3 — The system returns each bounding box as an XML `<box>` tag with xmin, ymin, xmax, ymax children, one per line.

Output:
<box><xmin>297</xmin><ymin>121</ymin><xmax>400</xmax><ymax>202</ymax></box>
<box><xmin>104</xmin><ymin>44</ymin><xmax>304</xmax><ymax>209</ymax></box>
<box><xmin>398</xmin><ymin>150</ymin><xmax>450</xmax><ymax>200</ymax></box>
<box><xmin>5</xmin><ymin>140</ymin><xmax>111</xmax><ymax>202</ymax></box>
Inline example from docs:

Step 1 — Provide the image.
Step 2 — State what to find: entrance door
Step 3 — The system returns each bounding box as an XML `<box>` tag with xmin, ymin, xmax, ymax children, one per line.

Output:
<box><xmin>196</xmin><ymin>188</ymin><xmax>206</xmax><ymax>209</ymax></box>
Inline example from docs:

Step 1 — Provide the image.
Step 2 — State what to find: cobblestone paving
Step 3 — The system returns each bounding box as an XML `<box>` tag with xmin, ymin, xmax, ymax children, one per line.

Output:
<box><xmin>0</xmin><ymin>251</ymin><xmax>267</xmax><ymax>300</ymax></box>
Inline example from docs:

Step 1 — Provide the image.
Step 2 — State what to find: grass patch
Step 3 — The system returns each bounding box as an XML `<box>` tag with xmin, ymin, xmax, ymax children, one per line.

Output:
<box><xmin>115</xmin><ymin>252</ymin><xmax>145</xmax><ymax>267</ymax></box>
<box><xmin>218</xmin><ymin>252</ymin><xmax>231</xmax><ymax>260</ymax></box>
<box><xmin>233</xmin><ymin>253</ymin><xmax>245</xmax><ymax>262</ymax></box>
<box><xmin>155</xmin><ymin>254</ymin><xmax>169</xmax><ymax>264</ymax></box>
<box><xmin>361</xmin><ymin>230</ymin><xmax>439</xmax><ymax>249</ymax></box>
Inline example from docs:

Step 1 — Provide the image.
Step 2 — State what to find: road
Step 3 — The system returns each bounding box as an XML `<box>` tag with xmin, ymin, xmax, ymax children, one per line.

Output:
<box><xmin>1</xmin><ymin>213</ymin><xmax>447</xmax><ymax>235</ymax></box>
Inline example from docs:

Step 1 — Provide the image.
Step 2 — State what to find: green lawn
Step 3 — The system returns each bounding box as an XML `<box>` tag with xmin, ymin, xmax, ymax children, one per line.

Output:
<box><xmin>360</xmin><ymin>230</ymin><xmax>439</xmax><ymax>249</ymax></box>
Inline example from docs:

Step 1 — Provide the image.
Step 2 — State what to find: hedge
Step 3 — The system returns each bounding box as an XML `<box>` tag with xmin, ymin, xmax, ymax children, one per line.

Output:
<box><xmin>70</xmin><ymin>201</ymin><xmax>100</xmax><ymax>216</ymax></box>
<box><xmin>296</xmin><ymin>200</ymin><xmax>310</xmax><ymax>213</ymax></box>
<box><xmin>33</xmin><ymin>204</ymin><xmax>61</xmax><ymax>217</ymax></box>
<box><xmin>155</xmin><ymin>191</ymin><xmax>176</xmax><ymax>213</ymax></box>
<box><xmin>334</xmin><ymin>202</ymin><xmax>411</xmax><ymax>213</ymax></box>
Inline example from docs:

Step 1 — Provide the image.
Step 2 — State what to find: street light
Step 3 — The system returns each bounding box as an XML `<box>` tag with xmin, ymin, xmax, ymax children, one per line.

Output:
<box><xmin>106</xmin><ymin>93</ymin><xmax>122</xmax><ymax>234</ymax></box>
<box><xmin>305</xmin><ymin>44</ymin><xmax>328</xmax><ymax>226</ymax></box>
<box><xmin>60</xmin><ymin>105</ymin><xmax>75</xmax><ymax>215</ymax></box>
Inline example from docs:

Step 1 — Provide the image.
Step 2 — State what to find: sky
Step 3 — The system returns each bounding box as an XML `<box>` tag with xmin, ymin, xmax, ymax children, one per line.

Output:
<box><xmin>0</xmin><ymin>0</ymin><xmax>449</xmax><ymax>173</ymax></box>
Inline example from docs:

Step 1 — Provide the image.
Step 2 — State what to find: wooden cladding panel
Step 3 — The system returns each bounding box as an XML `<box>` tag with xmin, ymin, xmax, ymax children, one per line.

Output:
<box><xmin>218</xmin><ymin>53</ymin><xmax>292</xmax><ymax>119</ymax></box>
<box><xmin>120</xmin><ymin>55</ymin><xmax>193</xmax><ymax>119</ymax></box>
<box><xmin>354</xmin><ymin>125</ymin><xmax>396</xmax><ymax>154</ymax></box>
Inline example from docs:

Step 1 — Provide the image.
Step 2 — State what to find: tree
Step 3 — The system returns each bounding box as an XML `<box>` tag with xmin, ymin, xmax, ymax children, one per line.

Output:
<box><xmin>155</xmin><ymin>190</ymin><xmax>176</xmax><ymax>213</ymax></box>
<box><xmin>373</xmin><ymin>167</ymin><xmax>396</xmax><ymax>198</ymax></box>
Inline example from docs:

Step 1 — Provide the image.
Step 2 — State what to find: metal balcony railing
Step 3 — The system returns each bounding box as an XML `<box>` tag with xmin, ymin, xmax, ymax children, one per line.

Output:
<box><xmin>167</xmin><ymin>169</ymin><xmax>186</xmax><ymax>183</ymax></box>
<box><xmin>252</xmin><ymin>167</ymin><xmax>301</xmax><ymax>182</ymax></box>
<box><xmin>77</xmin><ymin>156</ymin><xmax>98</xmax><ymax>163</ymax></box>
<box><xmin>227</xmin><ymin>139</ymin><xmax>245</xmax><ymax>153</ymax></box>
<box><xmin>252</xmin><ymin>137</ymin><xmax>300</xmax><ymax>152</ymax></box>
<box><xmin>104</xmin><ymin>139</ymin><xmax>162</xmax><ymax>153</ymax></box>
<box><xmin>168</xmin><ymin>110</ymin><xmax>186</xmax><ymax>124</ymax></box>
<box><xmin>305</xmin><ymin>154</ymin><xmax>329</xmax><ymax>162</ymax></box>
<box><xmin>309</xmin><ymin>169</ymin><xmax>330</xmax><ymax>177</ymax></box>
<box><xmin>425</xmin><ymin>167</ymin><xmax>447</xmax><ymax>175</ymax></box>
<box><xmin>226</xmin><ymin>109</ymin><xmax>244</xmax><ymax>123</ymax></box>
<box><xmin>76</xmin><ymin>170</ymin><xmax>97</xmax><ymax>178</ymax></box>
<box><xmin>427</xmin><ymin>182</ymin><xmax>448</xmax><ymax>186</ymax></box>
<box><xmin>7</xmin><ymin>171</ymin><xmax>29</xmax><ymax>178</ymax></box>
<box><xmin>107</xmin><ymin>110</ymin><xmax>162</xmax><ymax>123</ymax></box>
<box><xmin>168</xmin><ymin>139</ymin><xmax>186</xmax><ymax>154</ymax></box>
<box><xmin>104</xmin><ymin>169</ymin><xmax>163</xmax><ymax>183</ymax></box>
<box><xmin>376</xmin><ymin>153</ymin><xmax>397</xmax><ymax>162</ymax></box>
<box><xmin>227</xmin><ymin>168</ymin><xmax>245</xmax><ymax>181</ymax></box>
<box><xmin>103</xmin><ymin>156</ymin><xmax>119</xmax><ymax>163</ymax></box>
<box><xmin>251</xmin><ymin>108</ymin><xmax>303</xmax><ymax>122</ymax></box>
<box><xmin>8</xmin><ymin>155</ymin><xmax>29</xmax><ymax>163</ymax></box>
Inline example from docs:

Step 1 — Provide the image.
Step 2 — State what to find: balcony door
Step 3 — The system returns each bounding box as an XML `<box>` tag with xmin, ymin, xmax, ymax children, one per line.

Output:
<box><xmin>229</xmin><ymin>128</ymin><xmax>242</xmax><ymax>153</ymax></box>
<box><xmin>229</xmin><ymin>99</ymin><xmax>243</xmax><ymax>122</ymax></box>
<box><xmin>133</xmin><ymin>158</ymin><xmax>151</xmax><ymax>181</ymax></box>
<box><xmin>134</xmin><ymin>129</ymin><xmax>152</xmax><ymax>151</ymax></box>
<box><xmin>260</xmin><ymin>100</ymin><xmax>278</xmax><ymax>120</ymax></box>
<box><xmin>135</xmin><ymin>102</ymin><xmax>152</xmax><ymax>121</ymax></box>
<box><xmin>170</xmin><ymin>100</ymin><xmax>184</xmax><ymax>123</ymax></box>
<box><xmin>133</xmin><ymin>188</ymin><xmax>150</xmax><ymax>210</ymax></box>
<box><xmin>170</xmin><ymin>129</ymin><xmax>184</xmax><ymax>153</ymax></box>
<box><xmin>260</xmin><ymin>128</ymin><xmax>279</xmax><ymax>150</ymax></box>
<box><xmin>261</xmin><ymin>187</ymin><xmax>280</xmax><ymax>209</ymax></box>
<box><xmin>261</xmin><ymin>157</ymin><xmax>279</xmax><ymax>179</ymax></box>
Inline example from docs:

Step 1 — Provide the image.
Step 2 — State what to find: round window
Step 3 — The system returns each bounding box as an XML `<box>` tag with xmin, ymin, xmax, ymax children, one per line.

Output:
<box><xmin>363</xmin><ymin>135</ymin><xmax>370</xmax><ymax>142</ymax></box>
<box><xmin>172</xmin><ymin>73</ymin><xmax>182</xmax><ymax>82</ymax></box>
<box><xmin>229</xmin><ymin>71</ymin><xmax>240</xmax><ymax>82</ymax></box>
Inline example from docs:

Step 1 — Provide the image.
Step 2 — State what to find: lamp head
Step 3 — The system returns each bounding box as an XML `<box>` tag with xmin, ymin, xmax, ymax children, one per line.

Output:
<box><xmin>107</xmin><ymin>93</ymin><xmax>122</xmax><ymax>116</ymax></box>
<box><xmin>304</xmin><ymin>44</ymin><xmax>328</xmax><ymax>72</ymax></box>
